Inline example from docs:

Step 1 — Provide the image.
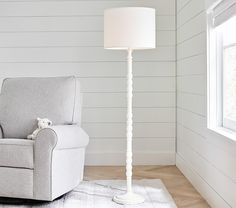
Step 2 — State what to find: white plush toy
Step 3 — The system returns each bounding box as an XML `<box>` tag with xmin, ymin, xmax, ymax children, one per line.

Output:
<box><xmin>27</xmin><ymin>118</ymin><xmax>52</xmax><ymax>140</ymax></box>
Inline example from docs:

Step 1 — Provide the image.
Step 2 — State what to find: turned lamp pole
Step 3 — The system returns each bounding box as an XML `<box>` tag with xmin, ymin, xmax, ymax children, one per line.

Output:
<box><xmin>104</xmin><ymin>7</ymin><xmax>156</xmax><ymax>205</ymax></box>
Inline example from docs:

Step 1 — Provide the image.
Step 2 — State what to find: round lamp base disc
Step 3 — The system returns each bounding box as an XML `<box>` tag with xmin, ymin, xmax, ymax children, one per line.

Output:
<box><xmin>113</xmin><ymin>192</ymin><xmax>145</xmax><ymax>205</ymax></box>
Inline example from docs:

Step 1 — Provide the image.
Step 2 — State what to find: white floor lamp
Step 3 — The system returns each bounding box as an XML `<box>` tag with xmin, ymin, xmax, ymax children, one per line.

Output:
<box><xmin>104</xmin><ymin>7</ymin><xmax>156</xmax><ymax>205</ymax></box>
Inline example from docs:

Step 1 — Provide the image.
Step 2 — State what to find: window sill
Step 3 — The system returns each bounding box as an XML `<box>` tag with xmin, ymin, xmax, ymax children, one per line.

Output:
<box><xmin>208</xmin><ymin>126</ymin><xmax>236</xmax><ymax>142</ymax></box>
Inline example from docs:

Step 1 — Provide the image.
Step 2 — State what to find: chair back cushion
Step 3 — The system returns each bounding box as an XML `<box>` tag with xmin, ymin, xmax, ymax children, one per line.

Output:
<box><xmin>0</xmin><ymin>76</ymin><xmax>81</xmax><ymax>138</ymax></box>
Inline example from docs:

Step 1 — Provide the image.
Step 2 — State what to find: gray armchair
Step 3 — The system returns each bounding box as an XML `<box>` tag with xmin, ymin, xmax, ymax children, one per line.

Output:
<box><xmin>0</xmin><ymin>76</ymin><xmax>89</xmax><ymax>201</ymax></box>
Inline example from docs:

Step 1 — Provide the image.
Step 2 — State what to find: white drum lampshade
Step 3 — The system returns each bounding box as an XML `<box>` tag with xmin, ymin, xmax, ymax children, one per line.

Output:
<box><xmin>104</xmin><ymin>7</ymin><xmax>156</xmax><ymax>50</ymax></box>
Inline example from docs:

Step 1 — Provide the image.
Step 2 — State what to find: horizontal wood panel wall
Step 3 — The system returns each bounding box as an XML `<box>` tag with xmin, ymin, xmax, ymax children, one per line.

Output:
<box><xmin>176</xmin><ymin>0</ymin><xmax>236</xmax><ymax>207</ymax></box>
<box><xmin>0</xmin><ymin>0</ymin><xmax>176</xmax><ymax>165</ymax></box>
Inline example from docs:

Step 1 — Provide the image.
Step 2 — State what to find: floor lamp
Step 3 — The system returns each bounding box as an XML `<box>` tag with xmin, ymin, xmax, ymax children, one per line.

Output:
<box><xmin>104</xmin><ymin>7</ymin><xmax>156</xmax><ymax>205</ymax></box>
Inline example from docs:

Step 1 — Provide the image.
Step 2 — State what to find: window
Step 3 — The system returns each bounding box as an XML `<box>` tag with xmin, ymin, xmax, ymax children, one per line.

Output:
<box><xmin>221</xmin><ymin>17</ymin><xmax>236</xmax><ymax>131</ymax></box>
<box><xmin>207</xmin><ymin>0</ymin><xmax>236</xmax><ymax>139</ymax></box>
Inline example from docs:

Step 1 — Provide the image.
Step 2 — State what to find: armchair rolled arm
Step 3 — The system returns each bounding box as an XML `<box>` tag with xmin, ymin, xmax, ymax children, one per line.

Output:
<box><xmin>33</xmin><ymin>125</ymin><xmax>89</xmax><ymax>200</ymax></box>
<box><xmin>35</xmin><ymin>125</ymin><xmax>89</xmax><ymax>150</ymax></box>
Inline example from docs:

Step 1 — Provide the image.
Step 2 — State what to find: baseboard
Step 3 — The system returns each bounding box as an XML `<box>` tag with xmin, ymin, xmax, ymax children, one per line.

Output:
<box><xmin>176</xmin><ymin>154</ymin><xmax>231</xmax><ymax>208</ymax></box>
<box><xmin>85</xmin><ymin>152</ymin><xmax>175</xmax><ymax>166</ymax></box>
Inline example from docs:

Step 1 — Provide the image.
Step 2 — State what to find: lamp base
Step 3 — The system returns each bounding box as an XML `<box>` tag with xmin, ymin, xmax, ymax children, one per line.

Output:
<box><xmin>113</xmin><ymin>192</ymin><xmax>145</xmax><ymax>205</ymax></box>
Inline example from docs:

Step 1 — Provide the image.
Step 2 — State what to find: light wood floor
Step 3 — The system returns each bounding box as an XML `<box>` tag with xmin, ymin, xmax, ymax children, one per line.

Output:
<box><xmin>84</xmin><ymin>166</ymin><xmax>210</xmax><ymax>208</ymax></box>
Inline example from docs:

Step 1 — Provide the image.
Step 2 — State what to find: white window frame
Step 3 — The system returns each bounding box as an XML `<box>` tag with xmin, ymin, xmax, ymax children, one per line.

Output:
<box><xmin>207</xmin><ymin>2</ymin><xmax>236</xmax><ymax>141</ymax></box>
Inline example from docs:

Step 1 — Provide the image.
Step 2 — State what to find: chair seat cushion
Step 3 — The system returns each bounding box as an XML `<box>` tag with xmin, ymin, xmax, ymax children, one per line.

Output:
<box><xmin>0</xmin><ymin>139</ymin><xmax>34</xmax><ymax>169</ymax></box>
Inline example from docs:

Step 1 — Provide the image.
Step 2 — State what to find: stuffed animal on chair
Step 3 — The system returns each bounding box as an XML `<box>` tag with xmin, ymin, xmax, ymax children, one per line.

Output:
<box><xmin>27</xmin><ymin>118</ymin><xmax>52</xmax><ymax>140</ymax></box>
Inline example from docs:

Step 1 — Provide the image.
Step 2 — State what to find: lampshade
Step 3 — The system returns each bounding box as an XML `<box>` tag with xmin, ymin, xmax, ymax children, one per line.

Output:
<box><xmin>104</xmin><ymin>7</ymin><xmax>156</xmax><ymax>50</ymax></box>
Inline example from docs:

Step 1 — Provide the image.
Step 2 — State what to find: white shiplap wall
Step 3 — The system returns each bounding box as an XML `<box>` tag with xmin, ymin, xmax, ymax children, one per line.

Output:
<box><xmin>0</xmin><ymin>0</ymin><xmax>176</xmax><ymax>165</ymax></box>
<box><xmin>176</xmin><ymin>0</ymin><xmax>236</xmax><ymax>207</ymax></box>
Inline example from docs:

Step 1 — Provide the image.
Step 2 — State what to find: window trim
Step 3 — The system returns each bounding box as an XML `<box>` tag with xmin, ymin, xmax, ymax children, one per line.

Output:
<box><xmin>207</xmin><ymin>11</ymin><xmax>236</xmax><ymax>141</ymax></box>
<box><xmin>223</xmin><ymin>118</ymin><xmax>236</xmax><ymax>131</ymax></box>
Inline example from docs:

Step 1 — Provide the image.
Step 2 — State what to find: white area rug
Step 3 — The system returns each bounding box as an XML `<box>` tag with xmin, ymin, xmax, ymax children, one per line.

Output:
<box><xmin>0</xmin><ymin>180</ymin><xmax>177</xmax><ymax>208</ymax></box>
